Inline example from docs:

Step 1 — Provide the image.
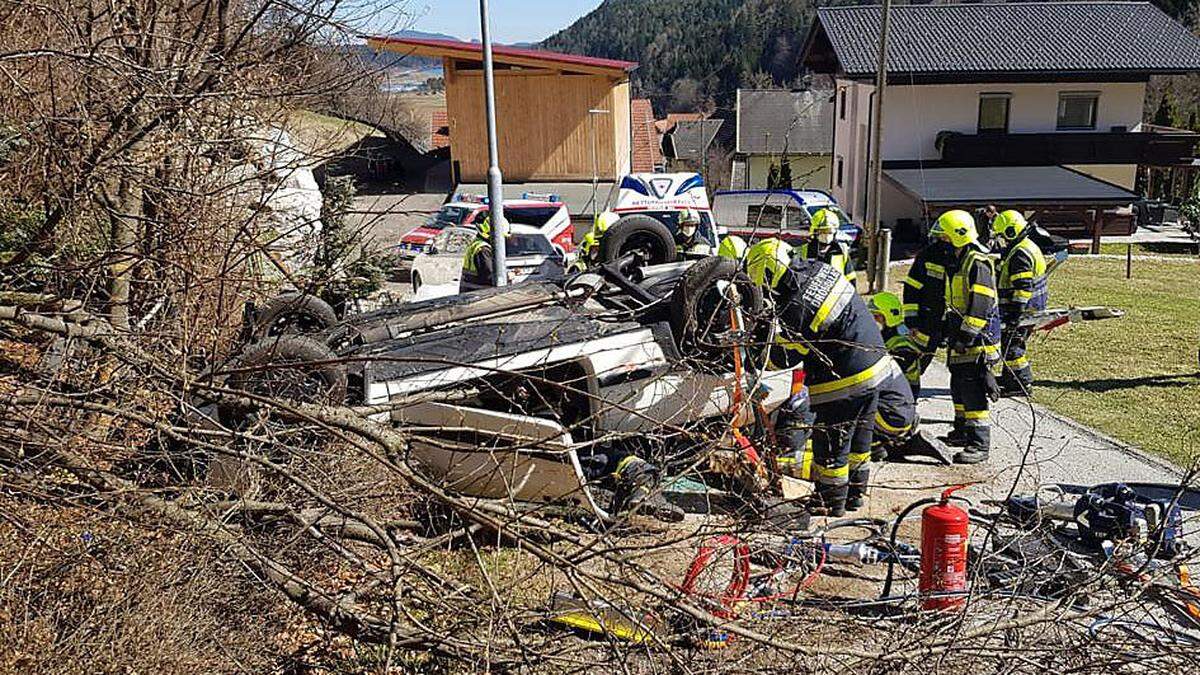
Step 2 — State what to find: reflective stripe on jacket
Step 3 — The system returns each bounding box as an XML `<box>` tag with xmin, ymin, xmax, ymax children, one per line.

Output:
<box><xmin>946</xmin><ymin>247</ymin><xmax>1000</xmax><ymax>342</ymax></box>
<box><xmin>461</xmin><ymin>238</ymin><xmax>492</xmax><ymax>286</ymax></box>
<box><xmin>800</xmin><ymin>240</ymin><xmax>857</xmax><ymax>283</ymax></box>
<box><xmin>902</xmin><ymin>241</ymin><xmax>953</xmax><ymax>348</ymax></box>
<box><xmin>774</xmin><ymin>259</ymin><xmax>889</xmax><ymax>405</ymax></box>
<box><xmin>998</xmin><ymin>234</ymin><xmax>1048</xmax><ymax>313</ymax></box>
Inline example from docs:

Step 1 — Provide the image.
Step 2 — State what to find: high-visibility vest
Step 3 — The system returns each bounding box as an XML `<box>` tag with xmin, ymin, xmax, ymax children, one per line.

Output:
<box><xmin>998</xmin><ymin>236</ymin><xmax>1048</xmax><ymax>312</ymax></box>
<box><xmin>800</xmin><ymin>240</ymin><xmax>856</xmax><ymax>283</ymax></box>
<box><xmin>462</xmin><ymin>238</ymin><xmax>491</xmax><ymax>275</ymax></box>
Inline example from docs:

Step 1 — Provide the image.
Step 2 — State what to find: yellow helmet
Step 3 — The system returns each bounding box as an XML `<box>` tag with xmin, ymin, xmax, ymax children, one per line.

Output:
<box><xmin>717</xmin><ymin>235</ymin><xmax>748</xmax><ymax>261</ymax></box>
<box><xmin>679</xmin><ymin>208</ymin><xmax>701</xmax><ymax>226</ymax></box>
<box><xmin>745</xmin><ymin>237</ymin><xmax>793</xmax><ymax>288</ymax></box>
<box><xmin>595</xmin><ymin>210</ymin><xmax>620</xmax><ymax>234</ymax></box>
<box><xmin>810</xmin><ymin>208</ymin><xmax>840</xmax><ymax>235</ymax></box>
<box><xmin>868</xmin><ymin>292</ymin><xmax>904</xmax><ymax>328</ymax></box>
<box><xmin>991</xmin><ymin>209</ymin><xmax>1028</xmax><ymax>241</ymax></box>
<box><xmin>935</xmin><ymin>210</ymin><xmax>979</xmax><ymax>248</ymax></box>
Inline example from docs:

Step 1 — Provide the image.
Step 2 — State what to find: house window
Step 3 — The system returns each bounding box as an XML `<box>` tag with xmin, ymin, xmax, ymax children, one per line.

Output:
<box><xmin>839</xmin><ymin>87</ymin><xmax>847</xmax><ymax>120</ymax></box>
<box><xmin>1057</xmin><ymin>92</ymin><xmax>1099</xmax><ymax>130</ymax></box>
<box><xmin>836</xmin><ymin>156</ymin><xmax>844</xmax><ymax>188</ymax></box>
<box><xmin>977</xmin><ymin>93</ymin><xmax>1011</xmax><ymax>133</ymax></box>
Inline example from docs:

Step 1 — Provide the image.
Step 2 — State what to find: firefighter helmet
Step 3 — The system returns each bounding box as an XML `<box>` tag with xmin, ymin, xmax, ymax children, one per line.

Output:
<box><xmin>717</xmin><ymin>235</ymin><xmax>748</xmax><ymax>261</ymax></box>
<box><xmin>991</xmin><ymin>210</ymin><xmax>1028</xmax><ymax>242</ymax></box>
<box><xmin>745</xmin><ymin>237</ymin><xmax>793</xmax><ymax>288</ymax></box>
<box><xmin>935</xmin><ymin>210</ymin><xmax>980</xmax><ymax>248</ymax></box>
<box><xmin>869</xmin><ymin>291</ymin><xmax>904</xmax><ymax>328</ymax></box>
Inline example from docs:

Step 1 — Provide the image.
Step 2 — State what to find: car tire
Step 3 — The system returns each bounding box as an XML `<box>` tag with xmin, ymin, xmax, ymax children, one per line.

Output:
<box><xmin>412</xmin><ymin>271</ymin><xmax>422</xmax><ymax>295</ymax></box>
<box><xmin>670</xmin><ymin>256</ymin><xmax>764</xmax><ymax>368</ymax></box>
<box><xmin>599</xmin><ymin>215</ymin><xmax>678</xmax><ymax>266</ymax></box>
<box><xmin>218</xmin><ymin>335</ymin><xmax>348</xmax><ymax>428</ymax></box>
<box><xmin>252</xmin><ymin>292</ymin><xmax>338</xmax><ymax>340</ymax></box>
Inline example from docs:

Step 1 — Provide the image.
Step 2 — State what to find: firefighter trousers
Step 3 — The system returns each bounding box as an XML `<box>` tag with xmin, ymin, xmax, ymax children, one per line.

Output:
<box><xmin>1000</xmin><ymin>325</ymin><xmax>1034</xmax><ymax>393</ymax></box>
<box><xmin>810</xmin><ymin>391</ymin><xmax>877</xmax><ymax>512</ymax></box>
<box><xmin>948</xmin><ymin>360</ymin><xmax>990</xmax><ymax>452</ymax></box>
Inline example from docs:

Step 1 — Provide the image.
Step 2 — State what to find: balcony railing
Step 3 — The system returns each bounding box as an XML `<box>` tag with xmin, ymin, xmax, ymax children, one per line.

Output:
<box><xmin>936</xmin><ymin>130</ymin><xmax>1198</xmax><ymax>167</ymax></box>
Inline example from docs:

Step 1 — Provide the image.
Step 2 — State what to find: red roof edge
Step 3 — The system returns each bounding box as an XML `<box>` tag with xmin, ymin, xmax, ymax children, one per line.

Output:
<box><xmin>367</xmin><ymin>36</ymin><xmax>638</xmax><ymax>73</ymax></box>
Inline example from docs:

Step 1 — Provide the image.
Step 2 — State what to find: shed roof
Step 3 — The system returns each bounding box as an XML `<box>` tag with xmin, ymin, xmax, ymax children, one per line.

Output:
<box><xmin>665</xmin><ymin>119</ymin><xmax>724</xmax><ymax>161</ymax></box>
<box><xmin>884</xmin><ymin>166</ymin><xmax>1138</xmax><ymax>205</ymax></box>
<box><xmin>366</xmin><ymin>36</ymin><xmax>638</xmax><ymax>77</ymax></box>
<box><xmin>804</xmin><ymin>2</ymin><xmax>1200</xmax><ymax>80</ymax></box>
<box><xmin>736</xmin><ymin>89</ymin><xmax>833</xmax><ymax>155</ymax></box>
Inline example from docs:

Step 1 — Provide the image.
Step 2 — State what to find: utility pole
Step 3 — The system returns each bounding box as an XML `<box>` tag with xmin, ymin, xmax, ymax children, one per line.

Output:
<box><xmin>479</xmin><ymin>0</ymin><xmax>507</xmax><ymax>286</ymax></box>
<box><xmin>865</xmin><ymin>0</ymin><xmax>894</xmax><ymax>292</ymax></box>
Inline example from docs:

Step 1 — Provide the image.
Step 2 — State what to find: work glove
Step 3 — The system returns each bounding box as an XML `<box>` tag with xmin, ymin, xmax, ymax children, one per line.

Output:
<box><xmin>983</xmin><ymin>365</ymin><xmax>1001</xmax><ymax>402</ymax></box>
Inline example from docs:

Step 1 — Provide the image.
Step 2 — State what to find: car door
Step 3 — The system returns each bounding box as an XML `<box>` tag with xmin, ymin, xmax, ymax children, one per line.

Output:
<box><xmin>425</xmin><ymin>227</ymin><xmax>475</xmax><ymax>287</ymax></box>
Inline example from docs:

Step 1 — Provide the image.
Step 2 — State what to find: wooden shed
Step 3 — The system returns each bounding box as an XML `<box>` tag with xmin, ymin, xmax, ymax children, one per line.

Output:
<box><xmin>366</xmin><ymin>36</ymin><xmax>638</xmax><ymax>183</ymax></box>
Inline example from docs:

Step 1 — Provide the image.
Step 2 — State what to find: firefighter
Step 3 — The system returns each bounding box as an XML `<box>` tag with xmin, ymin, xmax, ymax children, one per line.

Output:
<box><xmin>576</xmin><ymin>210</ymin><xmax>620</xmax><ymax>270</ymax></box>
<box><xmin>900</xmin><ymin>229</ymin><xmax>956</xmax><ymax>397</ymax></box>
<box><xmin>868</xmin><ymin>292</ymin><xmax>915</xmax><ymax>355</ymax></box>
<box><xmin>799</xmin><ymin>208</ymin><xmax>857</xmax><ymax>285</ymax></box>
<box><xmin>717</xmin><ymin>234</ymin><xmax>748</xmax><ymax>261</ymax></box>
<box><xmin>936</xmin><ymin>210</ymin><xmax>1002</xmax><ymax>465</ymax></box>
<box><xmin>991</xmin><ymin>210</ymin><xmax>1048</xmax><ymax>396</ymax></box>
<box><xmin>747</xmin><ymin>239</ymin><xmax>891</xmax><ymax>515</ymax></box>
<box><xmin>864</xmin><ymin>295</ymin><xmax>952</xmax><ymax>463</ymax></box>
<box><xmin>676</xmin><ymin>208</ymin><xmax>712</xmax><ymax>255</ymax></box>
<box><xmin>460</xmin><ymin>215</ymin><xmax>497</xmax><ymax>291</ymax></box>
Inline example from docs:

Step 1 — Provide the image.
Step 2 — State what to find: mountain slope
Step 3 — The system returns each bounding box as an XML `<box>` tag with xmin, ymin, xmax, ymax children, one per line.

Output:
<box><xmin>542</xmin><ymin>0</ymin><xmax>816</xmax><ymax>108</ymax></box>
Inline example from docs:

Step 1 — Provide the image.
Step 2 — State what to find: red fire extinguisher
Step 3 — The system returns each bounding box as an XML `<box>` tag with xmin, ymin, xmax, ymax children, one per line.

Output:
<box><xmin>920</xmin><ymin>485</ymin><xmax>969</xmax><ymax>610</ymax></box>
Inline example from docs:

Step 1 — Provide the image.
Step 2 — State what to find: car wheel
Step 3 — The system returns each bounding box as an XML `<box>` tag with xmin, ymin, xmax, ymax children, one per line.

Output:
<box><xmin>217</xmin><ymin>335</ymin><xmax>348</xmax><ymax>429</ymax></box>
<box><xmin>412</xmin><ymin>271</ymin><xmax>422</xmax><ymax>295</ymax></box>
<box><xmin>599</xmin><ymin>215</ymin><xmax>678</xmax><ymax>267</ymax></box>
<box><xmin>252</xmin><ymin>292</ymin><xmax>338</xmax><ymax>341</ymax></box>
<box><xmin>670</xmin><ymin>257</ymin><xmax>764</xmax><ymax>370</ymax></box>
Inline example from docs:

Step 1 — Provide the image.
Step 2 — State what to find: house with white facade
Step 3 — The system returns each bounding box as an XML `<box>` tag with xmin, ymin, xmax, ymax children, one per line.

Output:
<box><xmin>800</xmin><ymin>2</ymin><xmax>1200</xmax><ymax>240</ymax></box>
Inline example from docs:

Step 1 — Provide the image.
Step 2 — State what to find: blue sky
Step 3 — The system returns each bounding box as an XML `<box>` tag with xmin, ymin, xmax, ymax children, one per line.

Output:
<box><xmin>400</xmin><ymin>0</ymin><xmax>603</xmax><ymax>43</ymax></box>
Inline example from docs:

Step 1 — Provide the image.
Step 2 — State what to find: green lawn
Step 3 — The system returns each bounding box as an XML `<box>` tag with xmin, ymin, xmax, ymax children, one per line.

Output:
<box><xmin>1031</xmin><ymin>256</ymin><xmax>1200</xmax><ymax>465</ymax></box>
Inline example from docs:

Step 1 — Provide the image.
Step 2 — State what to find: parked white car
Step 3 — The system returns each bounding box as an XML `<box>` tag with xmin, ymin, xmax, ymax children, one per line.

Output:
<box><xmin>410</xmin><ymin>224</ymin><xmax>566</xmax><ymax>300</ymax></box>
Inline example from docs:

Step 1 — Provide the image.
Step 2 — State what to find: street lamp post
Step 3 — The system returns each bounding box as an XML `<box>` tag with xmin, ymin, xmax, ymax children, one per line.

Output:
<box><xmin>478</xmin><ymin>0</ymin><xmax>507</xmax><ymax>286</ymax></box>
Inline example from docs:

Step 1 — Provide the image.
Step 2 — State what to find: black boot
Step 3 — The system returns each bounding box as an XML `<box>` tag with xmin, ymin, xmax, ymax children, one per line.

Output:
<box><xmin>953</xmin><ymin>447</ymin><xmax>989</xmax><ymax>465</ymax></box>
<box><xmin>940</xmin><ymin>429</ymin><xmax>973</xmax><ymax>447</ymax></box>
<box><xmin>812</xmin><ymin>484</ymin><xmax>848</xmax><ymax>518</ymax></box>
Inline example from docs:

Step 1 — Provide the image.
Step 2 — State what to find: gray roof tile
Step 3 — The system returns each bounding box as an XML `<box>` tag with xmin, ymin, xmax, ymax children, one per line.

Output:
<box><xmin>812</xmin><ymin>2</ymin><xmax>1200</xmax><ymax>77</ymax></box>
<box><xmin>736</xmin><ymin>89</ymin><xmax>834</xmax><ymax>155</ymax></box>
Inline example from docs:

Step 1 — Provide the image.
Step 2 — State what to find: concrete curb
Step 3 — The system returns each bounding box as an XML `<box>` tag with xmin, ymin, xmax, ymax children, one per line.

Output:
<box><xmin>1025</xmin><ymin>399</ymin><xmax>1186</xmax><ymax>479</ymax></box>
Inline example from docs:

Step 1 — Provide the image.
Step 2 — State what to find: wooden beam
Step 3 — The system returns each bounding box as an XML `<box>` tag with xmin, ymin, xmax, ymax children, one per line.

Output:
<box><xmin>365</xmin><ymin>37</ymin><xmax>629</xmax><ymax>78</ymax></box>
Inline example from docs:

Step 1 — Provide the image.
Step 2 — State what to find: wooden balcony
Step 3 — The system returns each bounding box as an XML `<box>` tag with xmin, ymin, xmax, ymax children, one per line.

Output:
<box><xmin>936</xmin><ymin>130</ymin><xmax>1198</xmax><ymax>167</ymax></box>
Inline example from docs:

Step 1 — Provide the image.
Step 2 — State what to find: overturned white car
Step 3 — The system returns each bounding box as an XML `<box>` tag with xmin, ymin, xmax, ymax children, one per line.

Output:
<box><xmin>216</xmin><ymin>256</ymin><xmax>810</xmax><ymax>520</ymax></box>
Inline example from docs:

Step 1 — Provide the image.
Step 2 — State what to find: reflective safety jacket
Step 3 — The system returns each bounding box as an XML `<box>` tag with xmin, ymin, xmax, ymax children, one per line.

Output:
<box><xmin>461</xmin><ymin>238</ymin><xmax>493</xmax><ymax>288</ymax></box>
<box><xmin>799</xmin><ymin>240</ymin><xmax>857</xmax><ymax>284</ymax></box>
<box><xmin>775</xmin><ymin>259</ymin><xmax>888</xmax><ymax>406</ymax></box>
<box><xmin>997</xmin><ymin>232</ymin><xmax>1048</xmax><ymax>316</ymax></box>
<box><xmin>901</xmin><ymin>241</ymin><xmax>954</xmax><ymax>351</ymax></box>
<box><xmin>944</xmin><ymin>244</ymin><xmax>1001</xmax><ymax>365</ymax></box>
